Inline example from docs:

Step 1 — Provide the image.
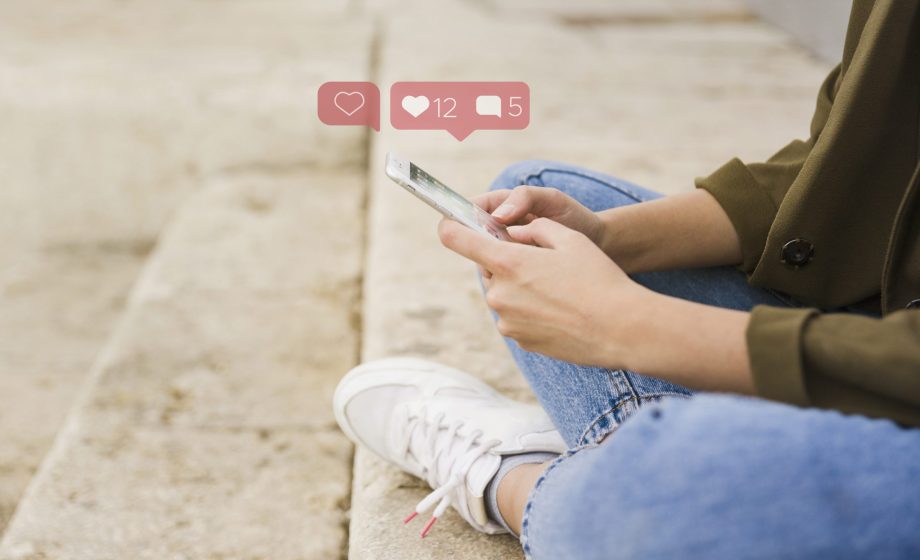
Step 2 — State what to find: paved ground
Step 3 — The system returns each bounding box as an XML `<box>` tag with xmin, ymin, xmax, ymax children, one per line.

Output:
<box><xmin>0</xmin><ymin>0</ymin><xmax>830</xmax><ymax>558</ymax></box>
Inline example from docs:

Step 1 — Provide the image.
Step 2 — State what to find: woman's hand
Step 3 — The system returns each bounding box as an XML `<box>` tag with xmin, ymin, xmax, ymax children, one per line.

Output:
<box><xmin>439</xmin><ymin>216</ymin><xmax>653</xmax><ymax>368</ymax></box>
<box><xmin>439</xmin><ymin>216</ymin><xmax>756</xmax><ymax>393</ymax></box>
<box><xmin>472</xmin><ymin>185</ymin><xmax>605</xmax><ymax>281</ymax></box>
<box><xmin>473</xmin><ymin>186</ymin><xmax>605</xmax><ymax>246</ymax></box>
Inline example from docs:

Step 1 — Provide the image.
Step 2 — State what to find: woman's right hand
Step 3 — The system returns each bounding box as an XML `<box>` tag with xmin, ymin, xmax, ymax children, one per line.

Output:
<box><xmin>473</xmin><ymin>185</ymin><xmax>743</xmax><ymax>280</ymax></box>
<box><xmin>472</xmin><ymin>186</ymin><xmax>605</xmax><ymax>247</ymax></box>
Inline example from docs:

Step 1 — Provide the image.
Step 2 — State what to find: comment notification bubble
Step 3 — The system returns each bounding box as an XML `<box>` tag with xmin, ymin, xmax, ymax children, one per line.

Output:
<box><xmin>475</xmin><ymin>95</ymin><xmax>502</xmax><ymax>117</ymax></box>
<box><xmin>391</xmin><ymin>82</ymin><xmax>529</xmax><ymax>141</ymax></box>
<box><xmin>318</xmin><ymin>81</ymin><xmax>380</xmax><ymax>131</ymax></box>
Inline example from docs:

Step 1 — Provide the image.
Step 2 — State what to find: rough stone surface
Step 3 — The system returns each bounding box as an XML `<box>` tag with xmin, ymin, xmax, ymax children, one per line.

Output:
<box><xmin>0</xmin><ymin>172</ymin><xmax>365</xmax><ymax>559</ymax></box>
<box><xmin>0</xmin><ymin>249</ymin><xmax>146</xmax><ymax>531</ymax></box>
<box><xmin>745</xmin><ymin>0</ymin><xmax>850</xmax><ymax>62</ymax></box>
<box><xmin>0</xmin><ymin>0</ymin><xmax>372</xmax><ymax>553</ymax></box>
<box><xmin>351</xmin><ymin>1</ymin><xmax>828</xmax><ymax>559</ymax></box>
<box><xmin>0</xmin><ymin>1</ymin><xmax>369</xmax><ymax>251</ymax></box>
<box><xmin>486</xmin><ymin>0</ymin><xmax>752</xmax><ymax>23</ymax></box>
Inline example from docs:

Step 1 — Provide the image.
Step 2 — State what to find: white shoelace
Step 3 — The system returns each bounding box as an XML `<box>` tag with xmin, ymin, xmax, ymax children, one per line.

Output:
<box><xmin>400</xmin><ymin>406</ymin><xmax>500</xmax><ymax>537</ymax></box>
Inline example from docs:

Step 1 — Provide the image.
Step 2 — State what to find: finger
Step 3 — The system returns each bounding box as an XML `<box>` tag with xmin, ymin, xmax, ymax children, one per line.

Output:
<box><xmin>438</xmin><ymin>218</ymin><xmax>505</xmax><ymax>268</ymax></box>
<box><xmin>490</xmin><ymin>185</ymin><xmax>565</xmax><ymax>225</ymax></box>
<box><xmin>521</xmin><ymin>212</ymin><xmax>539</xmax><ymax>225</ymax></box>
<box><xmin>506</xmin><ymin>217</ymin><xmax>577</xmax><ymax>249</ymax></box>
<box><xmin>470</xmin><ymin>190</ymin><xmax>512</xmax><ymax>214</ymax></box>
<box><xmin>478</xmin><ymin>265</ymin><xmax>492</xmax><ymax>280</ymax></box>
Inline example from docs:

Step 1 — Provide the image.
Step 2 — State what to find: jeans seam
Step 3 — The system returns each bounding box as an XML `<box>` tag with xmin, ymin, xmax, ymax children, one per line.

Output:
<box><xmin>518</xmin><ymin>170</ymin><xmax>545</xmax><ymax>187</ymax></box>
<box><xmin>621</xmin><ymin>369</ymin><xmax>641</xmax><ymax>402</ymax></box>
<box><xmin>519</xmin><ymin>443</ymin><xmax>596</xmax><ymax>559</ymax></box>
<box><xmin>575</xmin><ymin>391</ymin><xmax>686</xmax><ymax>447</ymax></box>
<box><xmin>537</xmin><ymin>168</ymin><xmax>647</xmax><ymax>202</ymax></box>
<box><xmin>576</xmin><ymin>395</ymin><xmax>635</xmax><ymax>447</ymax></box>
<box><xmin>509</xmin><ymin>165</ymin><xmax>648</xmax><ymax>203</ymax></box>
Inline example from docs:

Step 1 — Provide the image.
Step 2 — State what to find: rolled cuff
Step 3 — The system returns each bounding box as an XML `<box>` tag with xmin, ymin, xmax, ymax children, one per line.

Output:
<box><xmin>746</xmin><ymin>305</ymin><xmax>818</xmax><ymax>407</ymax></box>
<box><xmin>695</xmin><ymin>158</ymin><xmax>779</xmax><ymax>273</ymax></box>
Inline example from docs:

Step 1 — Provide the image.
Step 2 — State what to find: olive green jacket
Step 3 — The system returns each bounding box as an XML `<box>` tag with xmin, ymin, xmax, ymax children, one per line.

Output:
<box><xmin>695</xmin><ymin>0</ymin><xmax>920</xmax><ymax>425</ymax></box>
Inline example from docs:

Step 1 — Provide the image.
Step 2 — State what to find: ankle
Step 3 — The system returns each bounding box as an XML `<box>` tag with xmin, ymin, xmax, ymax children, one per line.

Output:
<box><xmin>496</xmin><ymin>461</ymin><xmax>551</xmax><ymax>536</ymax></box>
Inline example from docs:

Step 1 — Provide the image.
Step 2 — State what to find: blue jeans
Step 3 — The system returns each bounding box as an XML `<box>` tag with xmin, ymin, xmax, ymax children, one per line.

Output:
<box><xmin>486</xmin><ymin>161</ymin><xmax>920</xmax><ymax>560</ymax></box>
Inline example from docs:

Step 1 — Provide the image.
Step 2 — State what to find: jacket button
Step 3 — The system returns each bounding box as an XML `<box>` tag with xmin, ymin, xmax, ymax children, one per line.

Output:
<box><xmin>781</xmin><ymin>238</ymin><xmax>814</xmax><ymax>269</ymax></box>
<box><xmin>906</xmin><ymin>299</ymin><xmax>920</xmax><ymax>310</ymax></box>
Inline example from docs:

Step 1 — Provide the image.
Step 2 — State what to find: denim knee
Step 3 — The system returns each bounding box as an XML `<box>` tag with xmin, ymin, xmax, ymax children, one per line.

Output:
<box><xmin>489</xmin><ymin>159</ymin><xmax>552</xmax><ymax>192</ymax></box>
<box><xmin>525</xmin><ymin>395</ymin><xmax>920</xmax><ymax>559</ymax></box>
<box><xmin>489</xmin><ymin>159</ymin><xmax>661</xmax><ymax>214</ymax></box>
<box><xmin>522</xmin><ymin>401</ymin><xmax>723</xmax><ymax>559</ymax></box>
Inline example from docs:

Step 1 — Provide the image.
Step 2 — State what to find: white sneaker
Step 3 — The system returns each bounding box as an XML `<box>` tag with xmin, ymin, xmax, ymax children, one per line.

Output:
<box><xmin>333</xmin><ymin>357</ymin><xmax>566</xmax><ymax>537</ymax></box>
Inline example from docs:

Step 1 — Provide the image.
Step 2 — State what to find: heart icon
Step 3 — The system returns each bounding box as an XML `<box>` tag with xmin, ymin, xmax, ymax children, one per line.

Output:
<box><xmin>401</xmin><ymin>95</ymin><xmax>430</xmax><ymax>118</ymax></box>
<box><xmin>333</xmin><ymin>91</ymin><xmax>365</xmax><ymax>116</ymax></box>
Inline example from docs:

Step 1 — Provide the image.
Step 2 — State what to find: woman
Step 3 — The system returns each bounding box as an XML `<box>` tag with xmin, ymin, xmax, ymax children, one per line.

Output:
<box><xmin>334</xmin><ymin>1</ymin><xmax>920</xmax><ymax>558</ymax></box>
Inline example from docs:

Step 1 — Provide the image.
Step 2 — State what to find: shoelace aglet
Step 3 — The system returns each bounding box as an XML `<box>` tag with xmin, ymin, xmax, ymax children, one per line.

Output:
<box><xmin>420</xmin><ymin>516</ymin><xmax>437</xmax><ymax>538</ymax></box>
<box><xmin>403</xmin><ymin>511</ymin><xmax>418</xmax><ymax>524</ymax></box>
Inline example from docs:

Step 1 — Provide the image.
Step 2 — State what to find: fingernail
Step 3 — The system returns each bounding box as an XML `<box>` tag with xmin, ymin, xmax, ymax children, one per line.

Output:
<box><xmin>493</xmin><ymin>203</ymin><xmax>514</xmax><ymax>218</ymax></box>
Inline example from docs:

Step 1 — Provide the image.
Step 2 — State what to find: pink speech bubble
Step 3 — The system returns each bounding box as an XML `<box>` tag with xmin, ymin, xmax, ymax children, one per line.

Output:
<box><xmin>390</xmin><ymin>82</ymin><xmax>529</xmax><ymax>141</ymax></box>
<box><xmin>318</xmin><ymin>81</ymin><xmax>380</xmax><ymax>131</ymax></box>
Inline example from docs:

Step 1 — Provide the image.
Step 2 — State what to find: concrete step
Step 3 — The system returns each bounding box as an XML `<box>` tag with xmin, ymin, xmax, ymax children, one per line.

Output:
<box><xmin>0</xmin><ymin>0</ymin><xmax>364</xmax><ymax>251</ymax></box>
<box><xmin>0</xmin><ymin>168</ymin><xmax>366</xmax><ymax>559</ymax></box>
<box><xmin>0</xmin><ymin>247</ymin><xmax>147</xmax><ymax>531</ymax></box>
<box><xmin>0</xmin><ymin>1</ymin><xmax>374</xmax><ymax>556</ymax></box>
<box><xmin>350</xmin><ymin>0</ymin><xmax>828</xmax><ymax>558</ymax></box>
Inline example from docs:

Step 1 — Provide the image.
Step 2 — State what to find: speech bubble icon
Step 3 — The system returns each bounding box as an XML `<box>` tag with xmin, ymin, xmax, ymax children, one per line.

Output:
<box><xmin>318</xmin><ymin>81</ymin><xmax>380</xmax><ymax>131</ymax></box>
<box><xmin>391</xmin><ymin>82</ymin><xmax>529</xmax><ymax>141</ymax></box>
<box><xmin>475</xmin><ymin>95</ymin><xmax>502</xmax><ymax>117</ymax></box>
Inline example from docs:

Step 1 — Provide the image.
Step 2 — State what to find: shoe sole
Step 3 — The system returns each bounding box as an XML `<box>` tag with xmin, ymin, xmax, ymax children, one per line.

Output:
<box><xmin>332</xmin><ymin>357</ymin><xmax>503</xmax><ymax>448</ymax></box>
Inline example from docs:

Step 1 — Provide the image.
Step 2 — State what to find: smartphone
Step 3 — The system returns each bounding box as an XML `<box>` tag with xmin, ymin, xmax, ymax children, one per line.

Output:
<box><xmin>385</xmin><ymin>152</ymin><xmax>511</xmax><ymax>241</ymax></box>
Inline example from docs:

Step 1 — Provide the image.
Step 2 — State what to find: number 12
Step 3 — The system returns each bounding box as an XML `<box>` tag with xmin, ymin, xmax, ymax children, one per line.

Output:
<box><xmin>434</xmin><ymin>97</ymin><xmax>457</xmax><ymax>118</ymax></box>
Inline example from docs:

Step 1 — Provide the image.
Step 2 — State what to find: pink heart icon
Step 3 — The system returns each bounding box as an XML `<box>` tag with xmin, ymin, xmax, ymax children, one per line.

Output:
<box><xmin>333</xmin><ymin>91</ymin><xmax>365</xmax><ymax>117</ymax></box>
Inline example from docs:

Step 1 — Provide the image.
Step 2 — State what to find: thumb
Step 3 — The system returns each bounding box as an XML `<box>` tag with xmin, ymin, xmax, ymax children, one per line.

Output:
<box><xmin>507</xmin><ymin>217</ymin><xmax>573</xmax><ymax>249</ymax></box>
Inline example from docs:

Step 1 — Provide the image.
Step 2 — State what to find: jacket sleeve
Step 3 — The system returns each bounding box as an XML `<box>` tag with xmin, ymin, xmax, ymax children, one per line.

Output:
<box><xmin>694</xmin><ymin>65</ymin><xmax>841</xmax><ymax>274</ymax></box>
<box><xmin>747</xmin><ymin>305</ymin><xmax>920</xmax><ymax>425</ymax></box>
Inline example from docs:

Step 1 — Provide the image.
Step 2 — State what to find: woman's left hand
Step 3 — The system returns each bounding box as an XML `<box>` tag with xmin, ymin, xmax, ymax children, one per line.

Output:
<box><xmin>438</xmin><ymin>217</ymin><xmax>654</xmax><ymax>368</ymax></box>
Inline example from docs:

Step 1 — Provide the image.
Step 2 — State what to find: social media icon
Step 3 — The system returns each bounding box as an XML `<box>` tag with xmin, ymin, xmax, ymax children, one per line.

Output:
<box><xmin>401</xmin><ymin>95</ymin><xmax>430</xmax><ymax>118</ymax></box>
<box><xmin>475</xmin><ymin>95</ymin><xmax>502</xmax><ymax>117</ymax></box>
<box><xmin>390</xmin><ymin>82</ymin><xmax>529</xmax><ymax>140</ymax></box>
<box><xmin>333</xmin><ymin>91</ymin><xmax>365</xmax><ymax>116</ymax></box>
<box><xmin>317</xmin><ymin>81</ymin><xmax>380</xmax><ymax>131</ymax></box>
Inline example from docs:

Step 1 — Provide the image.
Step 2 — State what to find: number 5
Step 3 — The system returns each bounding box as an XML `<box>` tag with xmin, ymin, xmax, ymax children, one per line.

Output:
<box><xmin>508</xmin><ymin>96</ymin><xmax>523</xmax><ymax>118</ymax></box>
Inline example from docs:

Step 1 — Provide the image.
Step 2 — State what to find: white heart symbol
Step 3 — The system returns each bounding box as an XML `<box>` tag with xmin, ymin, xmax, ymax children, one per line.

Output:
<box><xmin>334</xmin><ymin>91</ymin><xmax>365</xmax><ymax>116</ymax></box>
<box><xmin>401</xmin><ymin>95</ymin><xmax>430</xmax><ymax>118</ymax></box>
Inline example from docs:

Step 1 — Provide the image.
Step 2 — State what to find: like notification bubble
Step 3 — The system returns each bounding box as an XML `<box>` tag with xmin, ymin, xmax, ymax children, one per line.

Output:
<box><xmin>390</xmin><ymin>82</ymin><xmax>529</xmax><ymax>140</ymax></box>
<box><xmin>317</xmin><ymin>81</ymin><xmax>380</xmax><ymax>131</ymax></box>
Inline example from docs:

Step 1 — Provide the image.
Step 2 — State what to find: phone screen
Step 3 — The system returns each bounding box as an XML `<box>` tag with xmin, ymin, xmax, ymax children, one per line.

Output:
<box><xmin>409</xmin><ymin>163</ymin><xmax>483</xmax><ymax>225</ymax></box>
<box><xmin>396</xmin><ymin>159</ymin><xmax>509</xmax><ymax>240</ymax></box>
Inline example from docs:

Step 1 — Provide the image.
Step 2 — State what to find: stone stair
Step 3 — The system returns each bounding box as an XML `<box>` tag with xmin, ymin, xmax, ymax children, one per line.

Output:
<box><xmin>0</xmin><ymin>170</ymin><xmax>365</xmax><ymax>559</ymax></box>
<box><xmin>0</xmin><ymin>1</ymin><xmax>371</xmax><ymax>557</ymax></box>
<box><xmin>0</xmin><ymin>238</ymin><xmax>147</xmax><ymax>531</ymax></box>
<box><xmin>0</xmin><ymin>0</ymin><xmax>830</xmax><ymax>558</ymax></box>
